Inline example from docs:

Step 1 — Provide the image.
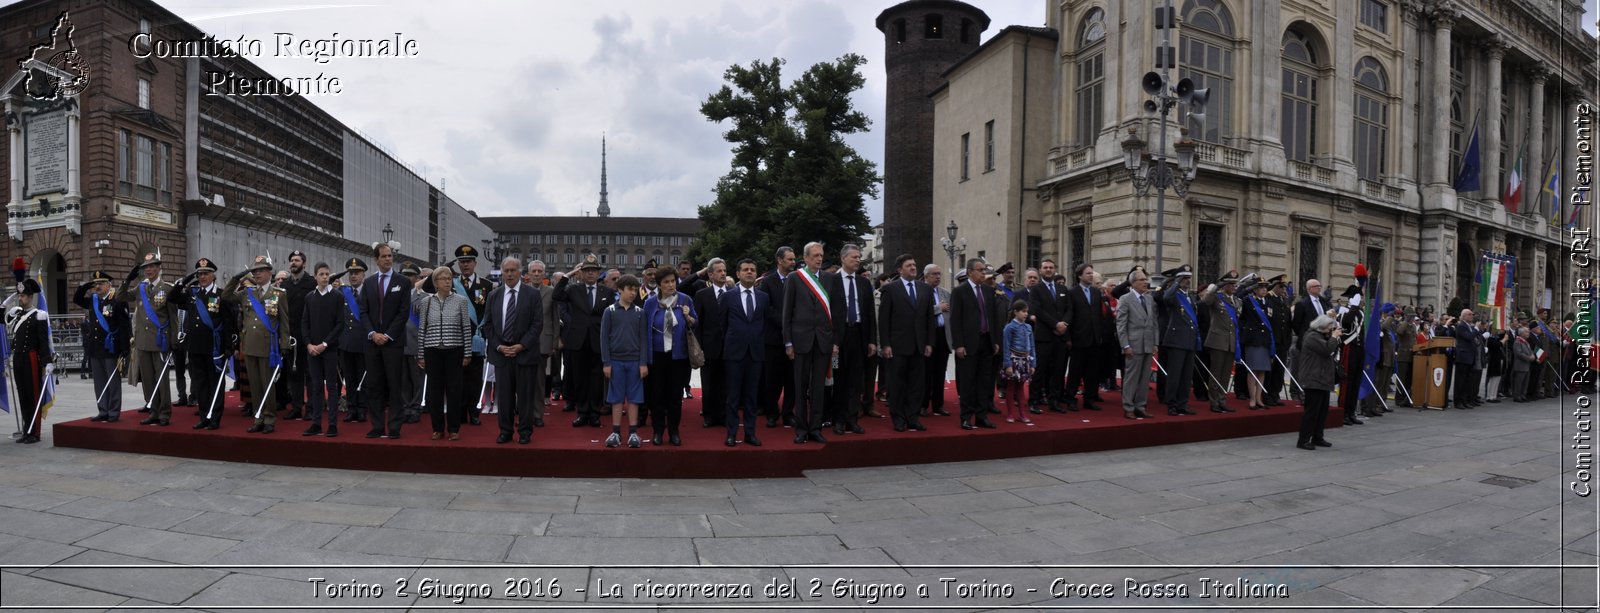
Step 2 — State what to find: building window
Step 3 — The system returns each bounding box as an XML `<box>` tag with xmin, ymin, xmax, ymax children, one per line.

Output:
<box><xmin>1455</xmin><ymin>243</ymin><xmax>1474</xmax><ymax>303</ymax></box>
<box><xmin>158</xmin><ymin>142</ymin><xmax>171</xmax><ymax>204</ymax></box>
<box><xmin>960</xmin><ymin>133</ymin><xmax>970</xmax><ymax>180</ymax></box>
<box><xmin>1449</xmin><ymin>95</ymin><xmax>1464</xmax><ymax>182</ymax></box>
<box><xmin>1359</xmin><ymin>0</ymin><xmax>1388</xmax><ymax>33</ymax></box>
<box><xmin>671</xmin><ymin>236</ymin><xmax>683</xmax><ymax>247</ymax></box>
<box><xmin>135</xmin><ymin>135</ymin><xmax>155</xmax><ymax>201</ymax></box>
<box><xmin>599</xmin><ymin>253</ymin><xmax>608</xmax><ymax>265</ymax></box>
<box><xmin>617</xmin><ymin>253</ymin><xmax>629</xmax><ymax>266</ymax></box>
<box><xmin>925</xmin><ymin>14</ymin><xmax>943</xmax><ymax>39</ymax></box>
<box><xmin>1197</xmin><ymin>224</ymin><xmax>1224</xmax><ymax>284</ymax></box>
<box><xmin>1298</xmin><ymin>234</ymin><xmax>1321</xmax><ymax>285</ymax></box>
<box><xmin>1075</xmin><ymin>8</ymin><xmax>1106</xmax><ymax>147</ymax></box>
<box><xmin>960</xmin><ymin>18</ymin><xmax>974</xmax><ymax>44</ymax></box>
<box><xmin>983</xmin><ymin>120</ymin><xmax>995</xmax><ymax>172</ymax></box>
<box><xmin>653</xmin><ymin>236</ymin><xmax>664</xmax><ymax>246</ymax></box>
<box><xmin>894</xmin><ymin>19</ymin><xmax>907</xmax><ymax>44</ymax></box>
<box><xmin>1365</xmin><ymin>245</ymin><xmax>1385</xmax><ymax>282</ymax></box>
<box><xmin>138</xmin><ymin>79</ymin><xmax>150</xmax><ymax>109</ymax></box>
<box><xmin>1069</xmin><ymin>226</ymin><xmax>1086</xmax><ymax>271</ymax></box>
<box><xmin>1027</xmin><ymin>235</ymin><xmax>1042</xmax><ymax>270</ymax></box>
<box><xmin>529</xmin><ymin>234</ymin><xmax>540</xmax><ymax>245</ymax></box>
<box><xmin>1353</xmin><ymin>57</ymin><xmax>1389</xmax><ymax>181</ymax></box>
<box><xmin>1280</xmin><ymin>27</ymin><xmax>1320</xmax><ymax>163</ymax></box>
<box><xmin>1179</xmin><ymin>0</ymin><xmax>1234</xmax><ymax>143</ymax></box>
<box><xmin>118</xmin><ymin>130</ymin><xmax>132</xmax><ymax>197</ymax></box>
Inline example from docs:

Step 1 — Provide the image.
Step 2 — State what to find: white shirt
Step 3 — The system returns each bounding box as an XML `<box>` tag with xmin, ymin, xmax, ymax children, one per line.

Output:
<box><xmin>502</xmin><ymin>281</ymin><xmax>523</xmax><ymax>333</ymax></box>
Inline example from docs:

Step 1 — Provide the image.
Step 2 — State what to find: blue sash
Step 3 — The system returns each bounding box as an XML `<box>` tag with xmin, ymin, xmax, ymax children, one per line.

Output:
<box><xmin>91</xmin><ymin>293</ymin><xmax>115</xmax><ymax>353</ymax></box>
<box><xmin>1247</xmin><ymin>296</ymin><xmax>1275</xmax><ymax>356</ymax></box>
<box><xmin>1220</xmin><ymin>296</ymin><xmax>1242</xmax><ymax>361</ymax></box>
<box><xmin>138</xmin><ymin>282</ymin><xmax>169</xmax><ymax>353</ymax></box>
<box><xmin>454</xmin><ymin>277</ymin><xmax>485</xmax><ymax>354</ymax></box>
<box><xmin>1176</xmin><ymin>290</ymin><xmax>1202</xmax><ymax>351</ymax></box>
<box><xmin>191</xmin><ymin>288</ymin><xmax>223</xmax><ymax>370</ymax></box>
<box><xmin>245</xmin><ymin>288</ymin><xmax>282</xmax><ymax>369</ymax></box>
<box><xmin>341</xmin><ymin>285</ymin><xmax>362</xmax><ymax>324</ymax></box>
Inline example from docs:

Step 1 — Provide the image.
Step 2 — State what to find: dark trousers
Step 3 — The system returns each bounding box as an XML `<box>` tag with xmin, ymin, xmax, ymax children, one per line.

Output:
<box><xmin>1394</xmin><ymin>359</ymin><xmax>1413</xmax><ymax>404</ymax></box>
<box><xmin>135</xmin><ymin>349</ymin><xmax>171</xmax><ymax>418</ymax></box>
<box><xmin>188</xmin><ymin>353</ymin><xmax>219</xmax><ymax>423</ymax></box>
<box><xmin>833</xmin><ymin>324</ymin><xmax>866</xmax><ymax>428</ymax></box>
<box><xmin>172</xmin><ymin>350</ymin><xmax>189</xmax><ymax>402</ymax></box>
<box><xmin>860</xmin><ymin>353</ymin><xmax>880</xmax><ymax>413</ymax></box>
<box><xmin>283</xmin><ymin>339</ymin><xmax>307</xmax><ymax>411</ymax></box>
<box><xmin>14</xmin><ymin>351</ymin><xmax>43</xmax><ymax>436</ymax></box>
<box><xmin>1206</xmin><ymin>348</ymin><xmax>1235</xmax><ymax>407</ymax></box>
<box><xmin>305</xmin><ymin>351</ymin><xmax>339</xmax><ymax>429</ymax></box>
<box><xmin>1160</xmin><ymin>347</ymin><xmax>1197</xmax><ymax>410</ymax></box>
<box><xmin>761</xmin><ymin>344</ymin><xmax>795</xmax><ymax>420</ymax></box>
<box><xmin>1299</xmin><ymin>389</ymin><xmax>1329</xmax><ymax>445</ymax></box>
<box><xmin>364</xmin><ymin>344</ymin><xmax>405</xmax><ymax>436</ymax></box>
<box><xmin>546</xmin><ymin>348</ymin><xmax>562</xmax><ymax>398</ymax></box>
<box><xmin>403</xmin><ymin>353</ymin><xmax>424</xmax><ymax>418</ymax></box>
<box><xmin>793</xmin><ymin>347</ymin><xmax>828</xmax><ymax>434</ymax></box>
<box><xmin>339</xmin><ymin>349</ymin><xmax>367</xmax><ymax>418</ymax></box>
<box><xmin>1266</xmin><ymin>346</ymin><xmax>1287</xmax><ymax>401</ymax></box>
<box><xmin>495</xmin><ymin>358</ymin><xmax>538</xmax><ymax>437</ymax></box>
<box><xmin>1032</xmin><ymin>339</ymin><xmax>1067</xmax><ymax>406</ymax></box>
<box><xmin>649</xmin><ymin>353</ymin><xmax>690</xmax><ymax>436</ymax></box>
<box><xmin>423</xmin><ymin>347</ymin><xmax>465</xmax><ymax>434</ymax></box>
<box><xmin>463</xmin><ymin>353</ymin><xmax>485</xmax><ymax>418</ymax></box>
<box><xmin>886</xmin><ymin>353</ymin><xmax>926</xmax><ymax>429</ymax></box>
<box><xmin>89</xmin><ymin>356</ymin><xmax>121</xmax><ymax>419</ymax></box>
<box><xmin>725</xmin><ymin>358</ymin><xmax>762</xmax><ymax>438</ymax></box>
<box><xmin>1452</xmin><ymin>362</ymin><xmax>1478</xmax><ymax>407</ymax></box>
<box><xmin>1065</xmin><ymin>343</ymin><xmax>1102</xmax><ymax>405</ymax></box>
<box><xmin>529</xmin><ymin>354</ymin><xmax>548</xmax><ymax>421</ymax></box>
<box><xmin>700</xmin><ymin>358</ymin><xmax>726</xmax><ymax>427</ymax></box>
<box><xmin>566</xmin><ymin>348</ymin><xmax>604</xmax><ymax>419</ymax></box>
<box><xmin>955</xmin><ymin>334</ymin><xmax>996</xmax><ymax>422</ymax></box>
<box><xmin>243</xmin><ymin>354</ymin><xmax>278</xmax><ymax>427</ymax></box>
<box><xmin>925</xmin><ymin>331</ymin><xmax>950</xmax><ymax>410</ymax></box>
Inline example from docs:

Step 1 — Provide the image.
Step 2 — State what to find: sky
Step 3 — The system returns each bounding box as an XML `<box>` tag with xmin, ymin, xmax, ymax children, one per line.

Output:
<box><xmin>117</xmin><ymin>1</ymin><xmax>1599</xmax><ymax>224</ymax></box>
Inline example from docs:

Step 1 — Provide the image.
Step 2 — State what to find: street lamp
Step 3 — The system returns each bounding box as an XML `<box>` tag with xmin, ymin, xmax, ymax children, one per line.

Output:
<box><xmin>939</xmin><ymin>219</ymin><xmax>966</xmax><ymax>289</ymax></box>
<box><xmin>1124</xmin><ymin>0</ymin><xmax>1208</xmax><ymax>288</ymax></box>
<box><xmin>382</xmin><ymin>223</ymin><xmax>393</xmax><ymax>245</ymax></box>
<box><xmin>482</xmin><ymin>238</ymin><xmax>493</xmax><ymax>262</ymax></box>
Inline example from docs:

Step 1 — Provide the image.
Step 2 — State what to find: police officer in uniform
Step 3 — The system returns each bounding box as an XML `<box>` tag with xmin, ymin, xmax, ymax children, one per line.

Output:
<box><xmin>1338</xmin><ymin>284</ymin><xmax>1367</xmax><ymax>424</ymax></box>
<box><xmin>1157</xmin><ymin>265</ymin><xmax>1201</xmax><ymax>416</ymax></box>
<box><xmin>1264</xmin><ymin>275</ymin><xmax>1293</xmax><ymax>406</ymax></box>
<box><xmin>335</xmin><ymin>258</ymin><xmax>369</xmax><ymax>430</ymax></box>
<box><xmin>228</xmin><ymin>255</ymin><xmax>292</xmax><ymax>434</ymax></box>
<box><xmin>8</xmin><ymin>278</ymin><xmax>51</xmax><ymax>444</ymax></box>
<box><xmin>74</xmin><ymin>270</ymin><xmax>129</xmax><ymax>423</ymax></box>
<box><xmin>121</xmin><ymin>252</ymin><xmax>178</xmax><ymax>425</ymax></box>
<box><xmin>170</xmin><ymin>259</ymin><xmax>233</xmax><ymax>430</ymax></box>
<box><xmin>454</xmin><ymin>245</ymin><xmax>493</xmax><ymax>425</ymax></box>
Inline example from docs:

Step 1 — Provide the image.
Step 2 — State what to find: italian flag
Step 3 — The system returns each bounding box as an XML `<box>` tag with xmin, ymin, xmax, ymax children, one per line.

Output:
<box><xmin>1478</xmin><ymin>259</ymin><xmax>1507</xmax><ymax>307</ymax></box>
<box><xmin>1504</xmin><ymin>146</ymin><xmax>1524</xmax><ymax>213</ymax></box>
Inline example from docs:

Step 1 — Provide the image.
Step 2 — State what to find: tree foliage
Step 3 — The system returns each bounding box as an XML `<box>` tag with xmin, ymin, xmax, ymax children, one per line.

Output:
<box><xmin>688</xmin><ymin>55</ymin><xmax>880</xmax><ymax>270</ymax></box>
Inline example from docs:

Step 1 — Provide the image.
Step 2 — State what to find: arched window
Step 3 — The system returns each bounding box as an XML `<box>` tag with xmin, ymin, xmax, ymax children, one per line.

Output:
<box><xmin>1179</xmin><ymin>0</ymin><xmax>1234</xmax><ymax>142</ymax></box>
<box><xmin>894</xmin><ymin>18</ymin><xmax>906</xmax><ymax>44</ymax></box>
<box><xmin>1280</xmin><ymin>26</ymin><xmax>1321</xmax><ymax>163</ymax></box>
<box><xmin>1449</xmin><ymin>95</ymin><xmax>1464</xmax><ymax>180</ymax></box>
<box><xmin>1075</xmin><ymin>8</ymin><xmax>1106</xmax><ymax>147</ymax></box>
<box><xmin>1352</xmin><ymin>57</ymin><xmax>1389</xmax><ymax>180</ymax></box>
<box><xmin>925</xmin><ymin>14</ymin><xmax>943</xmax><ymax>39</ymax></box>
<box><xmin>960</xmin><ymin>18</ymin><xmax>974</xmax><ymax>44</ymax></box>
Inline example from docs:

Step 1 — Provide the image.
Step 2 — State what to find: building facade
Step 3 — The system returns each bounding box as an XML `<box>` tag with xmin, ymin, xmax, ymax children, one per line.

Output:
<box><xmin>932</xmin><ymin>0</ymin><xmax>1596</xmax><ymax>316</ymax></box>
<box><xmin>482</xmin><ymin>216</ymin><xmax>702</xmax><ymax>276</ymax></box>
<box><xmin>0</xmin><ymin>0</ymin><xmax>487</xmax><ymax>312</ymax></box>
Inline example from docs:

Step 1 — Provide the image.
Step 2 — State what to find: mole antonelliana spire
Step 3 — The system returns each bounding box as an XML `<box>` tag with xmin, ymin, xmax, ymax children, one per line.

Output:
<box><xmin>597</xmin><ymin>134</ymin><xmax>611</xmax><ymax>218</ymax></box>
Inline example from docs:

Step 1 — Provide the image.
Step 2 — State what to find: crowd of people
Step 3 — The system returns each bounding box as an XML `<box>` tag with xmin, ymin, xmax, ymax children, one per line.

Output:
<box><xmin>7</xmin><ymin>241</ymin><xmax>1587</xmax><ymax>452</ymax></box>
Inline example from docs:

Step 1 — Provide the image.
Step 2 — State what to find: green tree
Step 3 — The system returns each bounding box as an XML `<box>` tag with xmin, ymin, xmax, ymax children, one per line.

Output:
<box><xmin>689</xmin><ymin>54</ymin><xmax>880</xmax><ymax>269</ymax></box>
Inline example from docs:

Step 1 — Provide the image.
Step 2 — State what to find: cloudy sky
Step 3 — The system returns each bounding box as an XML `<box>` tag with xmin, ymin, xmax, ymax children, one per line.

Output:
<box><xmin>152</xmin><ymin>0</ymin><xmax>1593</xmax><ymax>224</ymax></box>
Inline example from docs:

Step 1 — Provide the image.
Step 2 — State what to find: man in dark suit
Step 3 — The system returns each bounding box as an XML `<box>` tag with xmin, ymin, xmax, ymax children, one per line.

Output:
<box><xmin>1264</xmin><ymin>275</ymin><xmax>1293</xmax><ymax>406</ymax></box>
<box><xmin>879</xmin><ymin>254</ymin><xmax>934</xmax><ymax>432</ymax></box>
<box><xmin>694</xmin><ymin>259</ymin><xmax>731</xmax><ymax>429</ymax></box>
<box><xmin>360</xmin><ymin>243</ymin><xmax>410</xmax><ymax>439</ymax></box>
<box><xmin>760</xmin><ymin>246</ymin><xmax>797</xmax><ymax>427</ymax></box>
<box><xmin>784</xmin><ymin>242</ymin><xmax>834</xmax><ymax>444</ymax></box>
<box><xmin>1451</xmin><ymin>308</ymin><xmax>1481</xmax><ymax>410</ymax></box>
<box><xmin>553</xmin><ymin>254</ymin><xmax>616</xmax><ymax>427</ymax></box>
<box><xmin>75</xmin><ymin>270</ymin><xmax>133</xmax><ymax>424</ymax></box>
<box><xmin>951</xmin><ymin>258</ymin><xmax>1001</xmax><ymax>429</ymax></box>
<box><xmin>721</xmin><ymin>258</ymin><xmax>767</xmax><ymax>446</ymax></box>
<box><xmin>1028</xmin><ymin>259</ymin><xmax>1071</xmax><ymax>413</ymax></box>
<box><xmin>923</xmin><ymin>265</ymin><xmax>951</xmax><ymax>416</ymax></box>
<box><xmin>1289</xmin><ymin>278</ymin><xmax>1333</xmax><ymax>401</ymax></box>
<box><xmin>484</xmin><ymin>256</ymin><xmax>543</xmax><ymax>444</ymax></box>
<box><xmin>825</xmin><ymin>245</ymin><xmax>876</xmax><ymax>435</ymax></box>
<box><xmin>1062</xmin><ymin>263</ymin><xmax>1107</xmax><ymax>410</ymax></box>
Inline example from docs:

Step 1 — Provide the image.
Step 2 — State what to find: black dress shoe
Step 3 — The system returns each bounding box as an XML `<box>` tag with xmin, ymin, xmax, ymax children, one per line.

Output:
<box><xmin>533</xmin><ymin>417</ymin><xmax>545</xmax><ymax>428</ymax></box>
<box><xmin>849</xmin><ymin>425</ymin><xmax>865</xmax><ymax>435</ymax></box>
<box><xmin>909</xmin><ymin>422</ymin><xmax>927</xmax><ymax>431</ymax></box>
<box><xmin>1048</xmin><ymin>404</ymin><xmax>1068</xmax><ymax>414</ymax></box>
<box><xmin>794</xmin><ymin>433</ymin><xmax>807</xmax><ymax>444</ymax></box>
<box><xmin>1178</xmin><ymin>407</ymin><xmax>1197</xmax><ymax>415</ymax></box>
<box><xmin>1486</xmin><ymin>398</ymin><xmax>1501</xmax><ymax>404</ymax></box>
<box><xmin>365</xmin><ymin>430</ymin><xmax>383</xmax><ymax>438</ymax></box>
<box><xmin>960</xmin><ymin>420</ymin><xmax>975</xmax><ymax>430</ymax></box>
<box><xmin>138</xmin><ymin>407</ymin><xmax>151</xmax><ymax>413</ymax></box>
<box><xmin>744</xmin><ymin>434</ymin><xmax>761</xmax><ymax>446</ymax></box>
<box><xmin>893</xmin><ymin>424</ymin><xmax>907</xmax><ymax>432</ymax></box>
<box><xmin>1296</xmin><ymin>442</ymin><xmax>1317</xmax><ymax>451</ymax></box>
<box><xmin>518</xmin><ymin>434</ymin><xmax>531</xmax><ymax>445</ymax></box>
<box><xmin>1134</xmin><ymin>410</ymin><xmax>1150</xmax><ymax>419</ymax></box>
<box><xmin>1082</xmin><ymin>403</ymin><xmax>1101</xmax><ymax>411</ymax></box>
<box><xmin>1313</xmin><ymin>439</ymin><xmax>1332</xmax><ymax>447</ymax></box>
<box><xmin>833</xmin><ymin>424</ymin><xmax>846</xmax><ymax>435</ymax></box>
<box><xmin>809</xmin><ymin>431</ymin><xmax>827</xmax><ymax>443</ymax></box>
<box><xmin>302</xmin><ymin>426</ymin><xmax>322</xmax><ymax>436</ymax></box>
<box><xmin>205</xmin><ymin>422</ymin><xmax>220</xmax><ymax>431</ymax></box>
<box><xmin>932</xmin><ymin>409</ymin><xmax>950</xmax><ymax>416</ymax></box>
<box><xmin>158</xmin><ymin>420</ymin><xmax>170</xmax><ymax>427</ymax></box>
<box><xmin>766</xmin><ymin>417</ymin><xmax>778</xmax><ymax>428</ymax></box>
<box><xmin>724</xmin><ymin>436</ymin><xmax>737</xmax><ymax>447</ymax></box>
<box><xmin>1168</xmin><ymin>408</ymin><xmax>1182</xmax><ymax>416</ymax></box>
<box><xmin>386</xmin><ymin>433</ymin><xmax>400</xmax><ymax>440</ymax></box>
<box><xmin>246</xmin><ymin>424</ymin><xmax>263</xmax><ymax>433</ymax></box>
<box><xmin>1028</xmin><ymin>407</ymin><xmax>1043</xmax><ymax>415</ymax></box>
<box><xmin>669</xmin><ymin>433</ymin><xmax>682</xmax><ymax>446</ymax></box>
<box><xmin>139</xmin><ymin>416</ymin><xmax>160</xmax><ymax>426</ymax></box>
<box><xmin>261</xmin><ymin>425</ymin><xmax>275</xmax><ymax>434</ymax></box>
<box><xmin>976</xmin><ymin>419</ymin><xmax>997</xmax><ymax>429</ymax></box>
<box><xmin>90</xmin><ymin>415</ymin><xmax>107</xmax><ymax>422</ymax></box>
<box><xmin>496</xmin><ymin>433</ymin><xmax>512</xmax><ymax>444</ymax></box>
<box><xmin>470</xmin><ymin>417</ymin><xmax>482</xmax><ymax>426</ymax></box>
<box><xmin>192</xmin><ymin>421</ymin><xmax>209</xmax><ymax>429</ymax></box>
<box><xmin>572</xmin><ymin>417</ymin><xmax>588</xmax><ymax>427</ymax></box>
<box><xmin>651</xmin><ymin>434</ymin><xmax>664</xmax><ymax>446</ymax></box>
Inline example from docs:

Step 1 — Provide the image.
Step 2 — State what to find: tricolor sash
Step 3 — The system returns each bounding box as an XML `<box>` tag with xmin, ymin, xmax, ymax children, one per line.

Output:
<box><xmin>794</xmin><ymin>268</ymin><xmax>830</xmax><ymax>322</ymax></box>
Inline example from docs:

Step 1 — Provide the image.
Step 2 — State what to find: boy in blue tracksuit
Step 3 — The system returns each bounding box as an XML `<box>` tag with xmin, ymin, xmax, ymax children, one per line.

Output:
<box><xmin>600</xmin><ymin>275</ymin><xmax>651</xmax><ymax>448</ymax></box>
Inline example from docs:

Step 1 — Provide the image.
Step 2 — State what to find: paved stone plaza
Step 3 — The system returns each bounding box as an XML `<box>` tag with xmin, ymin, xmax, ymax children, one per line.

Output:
<box><xmin>0</xmin><ymin>376</ymin><xmax>1590</xmax><ymax>611</ymax></box>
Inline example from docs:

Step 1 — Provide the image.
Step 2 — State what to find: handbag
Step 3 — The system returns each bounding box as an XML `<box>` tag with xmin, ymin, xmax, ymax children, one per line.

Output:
<box><xmin>685</xmin><ymin>328</ymin><xmax>706</xmax><ymax>369</ymax></box>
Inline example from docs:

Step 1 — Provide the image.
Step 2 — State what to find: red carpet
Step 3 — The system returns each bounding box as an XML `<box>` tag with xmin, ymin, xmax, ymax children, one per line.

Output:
<box><xmin>52</xmin><ymin>385</ymin><xmax>1347</xmax><ymax>478</ymax></box>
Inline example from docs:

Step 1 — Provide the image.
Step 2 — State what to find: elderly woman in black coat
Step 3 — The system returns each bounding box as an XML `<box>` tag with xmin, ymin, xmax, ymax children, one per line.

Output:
<box><xmin>1296</xmin><ymin>314</ymin><xmax>1342</xmax><ymax>451</ymax></box>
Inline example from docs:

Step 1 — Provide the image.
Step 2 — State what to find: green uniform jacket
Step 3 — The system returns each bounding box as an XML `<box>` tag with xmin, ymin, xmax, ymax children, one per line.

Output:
<box><xmin>121</xmin><ymin>280</ymin><xmax>177</xmax><ymax>353</ymax></box>
<box><xmin>229</xmin><ymin>283</ymin><xmax>292</xmax><ymax>359</ymax></box>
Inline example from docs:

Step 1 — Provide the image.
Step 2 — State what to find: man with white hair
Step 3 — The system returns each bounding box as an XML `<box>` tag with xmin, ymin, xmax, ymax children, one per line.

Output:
<box><xmin>484</xmin><ymin>256</ymin><xmax>543</xmax><ymax>444</ymax></box>
<box><xmin>784</xmin><ymin>242</ymin><xmax>834</xmax><ymax>444</ymax></box>
<box><xmin>1451</xmin><ymin>309</ymin><xmax>1481</xmax><ymax>410</ymax></box>
<box><xmin>1295</xmin><ymin>313</ymin><xmax>1342</xmax><ymax>450</ymax></box>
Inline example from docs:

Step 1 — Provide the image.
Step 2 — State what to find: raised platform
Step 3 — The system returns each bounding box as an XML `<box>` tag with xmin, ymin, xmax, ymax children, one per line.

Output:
<box><xmin>52</xmin><ymin>385</ymin><xmax>1347</xmax><ymax>478</ymax></box>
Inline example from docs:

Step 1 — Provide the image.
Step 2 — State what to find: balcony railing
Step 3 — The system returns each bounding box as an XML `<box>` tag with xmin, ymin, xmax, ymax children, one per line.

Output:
<box><xmin>1194</xmin><ymin>141</ymin><xmax>1250</xmax><ymax>170</ymax></box>
<box><xmin>1289</xmin><ymin>160</ymin><xmax>1335</xmax><ymax>187</ymax></box>
<box><xmin>1360</xmin><ymin>180</ymin><xmax>1404</xmax><ymax>205</ymax></box>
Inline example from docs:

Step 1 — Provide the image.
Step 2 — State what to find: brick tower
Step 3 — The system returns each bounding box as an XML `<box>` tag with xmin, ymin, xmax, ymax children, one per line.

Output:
<box><xmin>876</xmin><ymin>0</ymin><xmax>988</xmax><ymax>266</ymax></box>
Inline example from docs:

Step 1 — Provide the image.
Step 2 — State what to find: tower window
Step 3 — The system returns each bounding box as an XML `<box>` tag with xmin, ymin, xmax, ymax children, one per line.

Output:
<box><xmin>960</xmin><ymin>19</ymin><xmax>974</xmax><ymax>44</ymax></box>
<box><xmin>895</xmin><ymin>19</ymin><xmax>906</xmax><ymax>44</ymax></box>
<box><xmin>925</xmin><ymin>15</ymin><xmax>943</xmax><ymax>39</ymax></box>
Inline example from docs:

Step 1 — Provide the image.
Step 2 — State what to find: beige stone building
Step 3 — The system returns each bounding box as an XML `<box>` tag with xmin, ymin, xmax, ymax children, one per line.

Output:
<box><xmin>932</xmin><ymin>0</ymin><xmax>1596</xmax><ymax>314</ymax></box>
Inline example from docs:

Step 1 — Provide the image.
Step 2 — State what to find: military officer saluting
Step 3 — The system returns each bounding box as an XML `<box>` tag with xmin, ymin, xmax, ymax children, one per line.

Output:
<box><xmin>453</xmin><ymin>244</ymin><xmax>493</xmax><ymax>426</ymax></box>
<box><xmin>74</xmin><ymin>270</ymin><xmax>130</xmax><ymax>422</ymax></box>
<box><xmin>1198</xmin><ymin>270</ymin><xmax>1242</xmax><ymax>413</ymax></box>
<box><xmin>227</xmin><ymin>255</ymin><xmax>292</xmax><ymax>434</ymax></box>
<box><xmin>120</xmin><ymin>252</ymin><xmax>178</xmax><ymax>425</ymax></box>
<box><xmin>171</xmin><ymin>258</ymin><xmax>233</xmax><ymax>430</ymax></box>
<box><xmin>335</xmin><ymin>257</ymin><xmax>370</xmax><ymax>429</ymax></box>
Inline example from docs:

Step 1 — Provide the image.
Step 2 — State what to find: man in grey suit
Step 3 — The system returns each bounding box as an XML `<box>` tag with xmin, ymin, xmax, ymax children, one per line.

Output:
<box><xmin>530</xmin><ymin>260</ymin><xmax>558</xmax><ymax>421</ymax></box>
<box><xmin>784</xmin><ymin>242</ymin><xmax>835</xmax><ymax>444</ymax></box>
<box><xmin>1115</xmin><ymin>267</ymin><xmax>1156</xmax><ymax>420</ymax></box>
<box><xmin>484</xmin><ymin>257</ymin><xmax>544</xmax><ymax>444</ymax></box>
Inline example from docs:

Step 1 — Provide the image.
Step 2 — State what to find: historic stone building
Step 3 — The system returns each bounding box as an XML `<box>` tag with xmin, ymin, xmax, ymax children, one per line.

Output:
<box><xmin>932</xmin><ymin>0</ymin><xmax>1596</xmax><ymax>315</ymax></box>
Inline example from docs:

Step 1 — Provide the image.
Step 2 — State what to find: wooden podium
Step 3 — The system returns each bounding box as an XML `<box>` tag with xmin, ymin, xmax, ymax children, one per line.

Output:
<box><xmin>1411</xmin><ymin>337</ymin><xmax>1455</xmax><ymax>410</ymax></box>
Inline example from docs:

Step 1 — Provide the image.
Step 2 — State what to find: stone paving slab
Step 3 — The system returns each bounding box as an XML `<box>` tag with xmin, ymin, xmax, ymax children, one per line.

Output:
<box><xmin>71</xmin><ymin>524</ymin><xmax>239</xmax><ymax>564</ymax></box>
<box><xmin>257</xmin><ymin>500</ymin><xmax>400</xmax><ymax>527</ymax></box>
<box><xmin>31</xmin><ymin>550</ymin><xmax>227</xmax><ymax>604</ymax></box>
<box><xmin>544</xmin><ymin>513</ymin><xmax>710</xmax><ymax>538</ymax></box>
<box><xmin>0</xmin><ymin>570</ymin><xmax>129</xmax><ymax>609</ymax></box>
<box><xmin>383</xmin><ymin>507</ymin><xmax>551</xmax><ymax>536</ymax></box>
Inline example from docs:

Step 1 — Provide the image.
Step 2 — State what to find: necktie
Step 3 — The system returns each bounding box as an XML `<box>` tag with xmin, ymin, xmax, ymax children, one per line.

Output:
<box><xmin>504</xmin><ymin>288</ymin><xmax>517</xmax><ymax>333</ymax></box>
<box><xmin>1138</xmin><ymin>293</ymin><xmax>1146</xmax><ymax>315</ymax></box>
<box><xmin>1047</xmin><ymin>281</ymin><xmax>1055</xmax><ymax>296</ymax></box>
<box><xmin>378</xmin><ymin>273</ymin><xmax>387</xmax><ymax>315</ymax></box>
<box><xmin>906</xmin><ymin>280</ymin><xmax>915</xmax><ymax>303</ymax></box>
<box><xmin>745</xmin><ymin>288</ymin><xmax>753</xmax><ymax>319</ymax></box>
<box><xmin>847</xmin><ymin>278</ymin><xmax>858</xmax><ymax>324</ymax></box>
<box><xmin>588</xmin><ymin>285</ymin><xmax>596</xmax><ymax>309</ymax></box>
<box><xmin>975</xmin><ymin>284</ymin><xmax>987</xmax><ymax>334</ymax></box>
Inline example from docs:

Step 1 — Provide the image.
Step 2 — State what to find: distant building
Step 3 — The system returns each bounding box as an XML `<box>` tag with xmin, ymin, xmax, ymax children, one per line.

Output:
<box><xmin>482</xmin><ymin>217</ymin><xmax>701</xmax><ymax>276</ymax></box>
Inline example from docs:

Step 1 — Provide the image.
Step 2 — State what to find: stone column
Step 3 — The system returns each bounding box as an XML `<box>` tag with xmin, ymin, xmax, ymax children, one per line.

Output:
<box><xmin>1483</xmin><ymin>38</ymin><xmax>1504</xmax><ymax>203</ymax></box>
<box><xmin>1429</xmin><ymin>4</ymin><xmax>1456</xmax><ymax>186</ymax></box>
<box><xmin>1528</xmin><ymin>63</ymin><xmax>1548</xmax><ymax>211</ymax></box>
<box><xmin>1419</xmin><ymin>217</ymin><xmax>1458</xmax><ymax>308</ymax></box>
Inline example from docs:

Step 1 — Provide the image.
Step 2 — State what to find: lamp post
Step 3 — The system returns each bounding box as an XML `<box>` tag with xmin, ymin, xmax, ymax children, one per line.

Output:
<box><xmin>482</xmin><ymin>238</ymin><xmax>494</xmax><ymax>263</ymax></box>
<box><xmin>1123</xmin><ymin>0</ymin><xmax>1207</xmax><ymax>288</ymax></box>
<box><xmin>939</xmin><ymin>219</ymin><xmax>966</xmax><ymax>290</ymax></box>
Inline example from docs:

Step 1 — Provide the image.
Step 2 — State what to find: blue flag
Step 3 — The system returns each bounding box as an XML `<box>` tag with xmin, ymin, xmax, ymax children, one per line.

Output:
<box><xmin>1454</xmin><ymin>116</ymin><xmax>1482</xmax><ymax>192</ymax></box>
<box><xmin>1359</xmin><ymin>273</ymin><xmax>1383</xmax><ymax>401</ymax></box>
<box><xmin>0</xmin><ymin>316</ymin><xmax>10</xmax><ymax>414</ymax></box>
